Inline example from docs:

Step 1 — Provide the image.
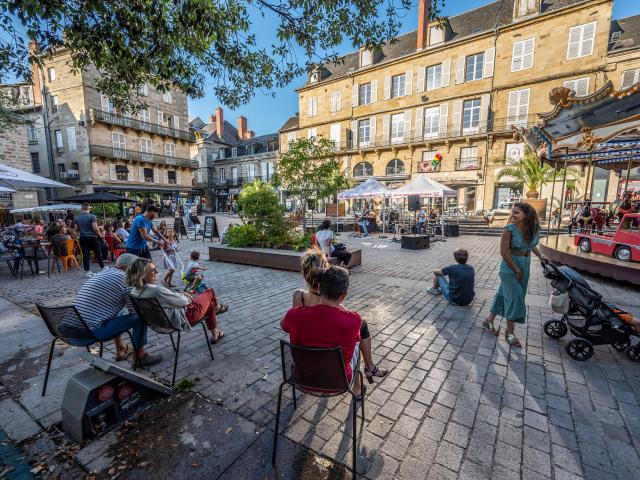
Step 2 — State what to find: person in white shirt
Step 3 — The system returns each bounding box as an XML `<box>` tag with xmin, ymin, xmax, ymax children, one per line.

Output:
<box><xmin>315</xmin><ymin>220</ymin><xmax>351</xmax><ymax>266</ymax></box>
<box><xmin>416</xmin><ymin>207</ymin><xmax>427</xmax><ymax>233</ymax></box>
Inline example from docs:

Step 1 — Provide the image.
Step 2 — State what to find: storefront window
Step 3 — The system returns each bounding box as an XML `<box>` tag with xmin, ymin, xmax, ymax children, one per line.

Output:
<box><xmin>494</xmin><ymin>186</ymin><xmax>522</xmax><ymax>209</ymax></box>
<box><xmin>590</xmin><ymin>167</ymin><xmax>609</xmax><ymax>203</ymax></box>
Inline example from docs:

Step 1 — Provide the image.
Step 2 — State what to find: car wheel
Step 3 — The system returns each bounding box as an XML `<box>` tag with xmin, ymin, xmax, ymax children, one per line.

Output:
<box><xmin>615</xmin><ymin>246</ymin><xmax>632</xmax><ymax>262</ymax></box>
<box><xmin>578</xmin><ymin>238</ymin><xmax>591</xmax><ymax>253</ymax></box>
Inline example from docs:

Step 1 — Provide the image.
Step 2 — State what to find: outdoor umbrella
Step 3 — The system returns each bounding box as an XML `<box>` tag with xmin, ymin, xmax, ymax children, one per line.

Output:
<box><xmin>56</xmin><ymin>192</ymin><xmax>134</xmax><ymax>220</ymax></box>
<box><xmin>10</xmin><ymin>204</ymin><xmax>82</xmax><ymax>214</ymax></box>
<box><xmin>0</xmin><ymin>186</ymin><xmax>16</xmax><ymax>193</ymax></box>
<box><xmin>387</xmin><ymin>174</ymin><xmax>457</xmax><ymax>198</ymax></box>
<box><xmin>0</xmin><ymin>163</ymin><xmax>71</xmax><ymax>190</ymax></box>
<box><xmin>338</xmin><ymin>178</ymin><xmax>391</xmax><ymax>199</ymax></box>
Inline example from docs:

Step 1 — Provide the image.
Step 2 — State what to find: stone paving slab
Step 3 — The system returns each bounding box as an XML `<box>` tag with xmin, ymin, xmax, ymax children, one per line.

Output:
<box><xmin>0</xmin><ymin>397</ymin><xmax>42</xmax><ymax>443</ymax></box>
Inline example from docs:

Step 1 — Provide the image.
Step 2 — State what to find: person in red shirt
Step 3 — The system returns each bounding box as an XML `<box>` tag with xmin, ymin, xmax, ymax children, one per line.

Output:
<box><xmin>281</xmin><ymin>266</ymin><xmax>364</xmax><ymax>397</ymax></box>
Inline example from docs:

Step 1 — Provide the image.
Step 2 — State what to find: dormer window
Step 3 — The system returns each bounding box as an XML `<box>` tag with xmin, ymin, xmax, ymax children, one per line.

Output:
<box><xmin>360</xmin><ymin>48</ymin><xmax>373</xmax><ymax>68</ymax></box>
<box><xmin>310</xmin><ymin>67</ymin><xmax>320</xmax><ymax>83</ymax></box>
<box><xmin>514</xmin><ymin>0</ymin><xmax>540</xmax><ymax>20</ymax></box>
<box><xmin>429</xmin><ymin>26</ymin><xmax>444</xmax><ymax>46</ymax></box>
<box><xmin>231</xmin><ymin>147</ymin><xmax>237</xmax><ymax>157</ymax></box>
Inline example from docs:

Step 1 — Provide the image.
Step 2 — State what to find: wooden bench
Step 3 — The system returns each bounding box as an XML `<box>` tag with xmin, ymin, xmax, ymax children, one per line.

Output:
<box><xmin>208</xmin><ymin>245</ymin><xmax>361</xmax><ymax>272</ymax></box>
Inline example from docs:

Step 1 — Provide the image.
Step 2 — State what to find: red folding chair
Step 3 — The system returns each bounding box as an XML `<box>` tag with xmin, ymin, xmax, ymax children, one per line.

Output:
<box><xmin>106</xmin><ymin>235</ymin><xmax>125</xmax><ymax>261</ymax></box>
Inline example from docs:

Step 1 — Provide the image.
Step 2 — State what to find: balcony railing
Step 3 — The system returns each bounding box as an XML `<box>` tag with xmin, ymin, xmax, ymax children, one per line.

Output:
<box><xmin>59</xmin><ymin>171</ymin><xmax>90</xmax><ymax>183</ymax></box>
<box><xmin>89</xmin><ymin>144</ymin><xmax>198</xmax><ymax>169</ymax></box>
<box><xmin>90</xmin><ymin>109</ymin><xmax>195</xmax><ymax>142</ymax></box>
<box><xmin>455</xmin><ymin>157</ymin><xmax>481</xmax><ymax>170</ymax></box>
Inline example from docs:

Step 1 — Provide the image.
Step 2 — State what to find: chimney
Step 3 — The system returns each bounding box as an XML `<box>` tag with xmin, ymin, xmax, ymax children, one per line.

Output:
<box><xmin>238</xmin><ymin>115</ymin><xmax>247</xmax><ymax>140</ymax></box>
<box><xmin>416</xmin><ymin>0</ymin><xmax>431</xmax><ymax>50</ymax></box>
<box><xmin>216</xmin><ymin>107</ymin><xmax>224</xmax><ymax>138</ymax></box>
<box><xmin>246</xmin><ymin>130</ymin><xmax>255</xmax><ymax>139</ymax></box>
<box><xmin>29</xmin><ymin>40</ymin><xmax>42</xmax><ymax>105</ymax></box>
<box><xmin>209</xmin><ymin>114</ymin><xmax>215</xmax><ymax>123</ymax></box>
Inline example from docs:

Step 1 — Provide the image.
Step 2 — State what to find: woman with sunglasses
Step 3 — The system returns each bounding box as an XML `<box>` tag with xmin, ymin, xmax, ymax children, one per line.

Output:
<box><xmin>126</xmin><ymin>258</ymin><xmax>229</xmax><ymax>344</ymax></box>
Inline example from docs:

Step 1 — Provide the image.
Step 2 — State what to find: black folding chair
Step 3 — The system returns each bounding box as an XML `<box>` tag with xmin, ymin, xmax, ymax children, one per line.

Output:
<box><xmin>130</xmin><ymin>296</ymin><xmax>214</xmax><ymax>387</ymax></box>
<box><xmin>36</xmin><ymin>304</ymin><xmax>138</xmax><ymax>396</ymax></box>
<box><xmin>272</xmin><ymin>340</ymin><xmax>365</xmax><ymax>476</ymax></box>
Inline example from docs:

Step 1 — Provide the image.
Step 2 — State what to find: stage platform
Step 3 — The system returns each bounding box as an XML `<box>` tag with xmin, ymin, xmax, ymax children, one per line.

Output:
<box><xmin>538</xmin><ymin>235</ymin><xmax>640</xmax><ymax>286</ymax></box>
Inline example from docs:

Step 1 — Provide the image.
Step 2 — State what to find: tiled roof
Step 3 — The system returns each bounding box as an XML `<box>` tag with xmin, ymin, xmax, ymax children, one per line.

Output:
<box><xmin>223</xmin><ymin>132</ymin><xmax>279</xmax><ymax>157</ymax></box>
<box><xmin>609</xmin><ymin>15</ymin><xmax>640</xmax><ymax>53</ymax></box>
<box><xmin>279</xmin><ymin>115</ymin><xmax>299</xmax><ymax>132</ymax></box>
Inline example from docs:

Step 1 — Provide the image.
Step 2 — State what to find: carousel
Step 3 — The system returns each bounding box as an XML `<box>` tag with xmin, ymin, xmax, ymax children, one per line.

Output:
<box><xmin>520</xmin><ymin>80</ymin><xmax>640</xmax><ymax>285</ymax></box>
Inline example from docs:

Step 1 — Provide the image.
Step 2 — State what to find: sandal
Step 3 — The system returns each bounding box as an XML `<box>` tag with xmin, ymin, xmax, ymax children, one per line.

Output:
<box><xmin>482</xmin><ymin>319</ymin><xmax>500</xmax><ymax>336</ymax></box>
<box><xmin>364</xmin><ymin>365</ymin><xmax>389</xmax><ymax>384</ymax></box>
<box><xmin>505</xmin><ymin>332</ymin><xmax>521</xmax><ymax>347</ymax></box>
<box><xmin>216</xmin><ymin>304</ymin><xmax>229</xmax><ymax>315</ymax></box>
<box><xmin>115</xmin><ymin>344</ymin><xmax>133</xmax><ymax>361</ymax></box>
<box><xmin>210</xmin><ymin>331</ymin><xmax>225</xmax><ymax>344</ymax></box>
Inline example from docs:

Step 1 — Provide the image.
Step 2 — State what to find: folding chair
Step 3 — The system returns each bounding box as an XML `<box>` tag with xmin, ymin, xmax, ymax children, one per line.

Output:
<box><xmin>272</xmin><ymin>340</ymin><xmax>365</xmax><ymax>476</ymax></box>
<box><xmin>105</xmin><ymin>236</ymin><xmax>125</xmax><ymax>262</ymax></box>
<box><xmin>51</xmin><ymin>239</ymin><xmax>80</xmax><ymax>273</ymax></box>
<box><xmin>130</xmin><ymin>296</ymin><xmax>213</xmax><ymax>386</ymax></box>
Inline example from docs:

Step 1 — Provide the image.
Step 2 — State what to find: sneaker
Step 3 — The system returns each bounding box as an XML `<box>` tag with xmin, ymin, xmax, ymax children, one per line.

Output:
<box><xmin>427</xmin><ymin>287</ymin><xmax>442</xmax><ymax>295</ymax></box>
<box><xmin>84</xmin><ymin>271</ymin><xmax>94</xmax><ymax>278</ymax></box>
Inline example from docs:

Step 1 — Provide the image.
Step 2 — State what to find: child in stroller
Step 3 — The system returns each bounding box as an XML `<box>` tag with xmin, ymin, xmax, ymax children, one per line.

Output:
<box><xmin>543</xmin><ymin>263</ymin><xmax>640</xmax><ymax>361</ymax></box>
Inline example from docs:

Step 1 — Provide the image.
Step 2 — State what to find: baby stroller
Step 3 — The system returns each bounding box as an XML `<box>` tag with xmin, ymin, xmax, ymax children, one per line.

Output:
<box><xmin>543</xmin><ymin>263</ymin><xmax>640</xmax><ymax>361</ymax></box>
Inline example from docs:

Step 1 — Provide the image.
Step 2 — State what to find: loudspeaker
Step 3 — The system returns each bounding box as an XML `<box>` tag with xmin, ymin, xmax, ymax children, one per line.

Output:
<box><xmin>445</xmin><ymin>224</ymin><xmax>460</xmax><ymax>237</ymax></box>
<box><xmin>408</xmin><ymin>195</ymin><xmax>420</xmax><ymax>211</ymax></box>
<box><xmin>401</xmin><ymin>234</ymin><xmax>430</xmax><ymax>250</ymax></box>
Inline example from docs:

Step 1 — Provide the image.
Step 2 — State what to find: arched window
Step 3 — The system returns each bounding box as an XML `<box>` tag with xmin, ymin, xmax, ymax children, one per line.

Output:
<box><xmin>386</xmin><ymin>159</ymin><xmax>404</xmax><ymax>175</ymax></box>
<box><xmin>353</xmin><ymin>162</ymin><xmax>373</xmax><ymax>177</ymax></box>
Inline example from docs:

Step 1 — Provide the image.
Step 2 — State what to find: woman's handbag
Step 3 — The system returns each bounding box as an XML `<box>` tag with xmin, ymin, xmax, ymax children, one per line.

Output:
<box><xmin>549</xmin><ymin>289</ymin><xmax>570</xmax><ymax>314</ymax></box>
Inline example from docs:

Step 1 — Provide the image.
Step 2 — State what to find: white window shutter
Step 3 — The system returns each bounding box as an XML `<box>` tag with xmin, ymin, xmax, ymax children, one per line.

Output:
<box><xmin>405</xmin><ymin>70</ymin><xmax>413</xmax><ymax>96</ymax></box>
<box><xmin>101</xmin><ymin>95</ymin><xmax>109</xmax><ymax>111</ymax></box>
<box><xmin>67</xmin><ymin>127</ymin><xmax>77</xmax><ymax>151</ymax></box>
<box><xmin>567</xmin><ymin>25</ymin><xmax>581</xmax><ymax>59</ymax></box>
<box><xmin>484</xmin><ymin>47</ymin><xmax>495</xmax><ymax>78</ymax></box>
<box><xmin>480</xmin><ymin>94</ymin><xmax>491</xmax><ymax>130</ymax></box>
<box><xmin>621</xmin><ymin>70</ymin><xmax>639</xmax><ymax>89</ymax></box>
<box><xmin>441</xmin><ymin>59</ymin><xmax>451</xmax><ymax>87</ymax></box>
<box><xmin>512</xmin><ymin>41</ymin><xmax>524</xmax><ymax>71</ymax></box>
<box><xmin>109</xmin><ymin>164</ymin><xmax>116</xmax><ymax>180</ymax></box>
<box><xmin>128</xmin><ymin>167</ymin><xmax>134</xmax><ymax>181</ymax></box>
<box><xmin>576</xmin><ymin>78</ymin><xmax>589</xmax><ymax>96</ymax></box>
<box><xmin>439</xmin><ymin>103</ymin><xmax>448</xmax><ymax>135</ymax></box>
<box><xmin>163</xmin><ymin>171</ymin><xmax>168</xmax><ymax>184</ymax></box>
<box><xmin>581</xmin><ymin>22</ymin><xmax>596</xmax><ymax>57</ymax></box>
<box><xmin>176</xmin><ymin>171</ymin><xmax>181</xmax><ymax>185</ymax></box>
<box><xmin>508</xmin><ymin>91</ymin><xmax>519</xmax><ymax>119</ymax></box>
<box><xmin>384</xmin><ymin>76</ymin><xmax>391</xmax><ymax>100</ymax></box>
<box><xmin>139</xmin><ymin>167</ymin><xmax>145</xmax><ymax>182</ymax></box>
<box><xmin>417</xmin><ymin>68</ymin><xmax>426</xmax><ymax>93</ymax></box>
<box><xmin>452</xmin><ymin>100</ymin><xmax>462</xmax><ymax>135</ymax></box>
<box><xmin>313</xmin><ymin>97</ymin><xmax>318</xmax><ymax>116</ymax></box>
<box><xmin>455</xmin><ymin>56</ymin><xmax>465</xmax><ymax>84</ymax></box>
<box><xmin>369</xmin><ymin>116</ymin><xmax>376</xmax><ymax>142</ymax></box>
<box><xmin>157</xmin><ymin>110</ymin><xmax>163</xmax><ymax>125</ymax></box>
<box><xmin>371</xmin><ymin>80</ymin><xmax>378</xmax><ymax>103</ymax></box>
<box><xmin>336</xmin><ymin>91</ymin><xmax>342</xmax><ymax>110</ymax></box>
<box><xmin>351</xmin><ymin>120</ymin><xmax>358</xmax><ymax>146</ymax></box>
<box><xmin>382</xmin><ymin>114</ymin><xmax>390</xmax><ymax>143</ymax></box>
<box><xmin>174</xmin><ymin>116</ymin><xmax>180</xmax><ymax>130</ymax></box>
<box><xmin>415</xmin><ymin>107</ymin><xmax>424</xmax><ymax>138</ymax></box>
<box><xmin>307</xmin><ymin>97</ymin><xmax>313</xmax><ymax>116</ymax></box>
<box><xmin>404</xmin><ymin>110</ymin><xmax>412</xmax><ymax>140</ymax></box>
<box><xmin>519</xmin><ymin>89</ymin><xmax>530</xmax><ymax>118</ymax></box>
<box><xmin>523</xmin><ymin>38</ymin><xmax>535</xmax><ymax>69</ymax></box>
<box><xmin>154</xmin><ymin>168</ymin><xmax>159</xmax><ymax>183</ymax></box>
<box><xmin>352</xmin><ymin>85</ymin><xmax>358</xmax><ymax>107</ymax></box>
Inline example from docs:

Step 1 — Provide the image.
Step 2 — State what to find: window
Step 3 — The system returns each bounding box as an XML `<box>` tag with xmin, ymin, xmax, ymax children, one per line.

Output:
<box><xmin>390</xmin><ymin>113</ymin><xmax>405</xmax><ymax>143</ymax></box>
<box><xmin>139</xmin><ymin>108</ymin><xmax>150</xmax><ymax>123</ymax></box>
<box><xmin>360</xmin><ymin>49</ymin><xmax>372</xmax><ymax>67</ymax></box>
<box><xmin>30</xmin><ymin>153</ymin><xmax>40</xmax><ymax>173</ymax></box>
<box><xmin>47</xmin><ymin>68</ymin><xmax>56</xmax><ymax>82</ymax></box>
<box><xmin>307</xmin><ymin>97</ymin><xmax>318</xmax><ymax>117</ymax></box>
<box><xmin>359</xmin><ymin>83</ymin><xmax>372</xmax><ymax>105</ymax></box>
<box><xmin>515</xmin><ymin>0</ymin><xmax>539</xmax><ymax>19</ymax></box>
<box><xmin>168</xmin><ymin>171</ymin><xmax>177</xmax><ymax>184</ymax></box>
<box><xmin>247</xmin><ymin>163</ymin><xmax>255</xmax><ymax>181</ymax></box>
<box><xmin>287</xmin><ymin>132</ymin><xmax>296</xmax><ymax>143</ymax></box>
<box><xmin>358</xmin><ymin>119</ymin><xmax>371</xmax><ymax>147</ymax></box>
<box><xmin>143</xmin><ymin>168</ymin><xmax>154</xmax><ymax>183</ymax></box>
<box><xmin>138</xmin><ymin>84</ymin><xmax>148</xmax><ymax>96</ymax></box>
<box><xmin>231</xmin><ymin>147</ymin><xmax>237</xmax><ymax>157</ymax></box>
<box><xmin>307</xmin><ymin>128</ymin><xmax>317</xmax><ymax>139</ymax></box>
<box><xmin>459</xmin><ymin>146</ymin><xmax>479</xmax><ymax>170</ymax></box>
<box><xmin>391</xmin><ymin>74</ymin><xmax>405</xmax><ymax>98</ymax></box>
<box><xmin>162</xmin><ymin>91</ymin><xmax>172</xmax><ymax>103</ymax></box>
<box><xmin>563</xmin><ymin>78</ymin><xmax>589</xmax><ymax>97</ymax></box>
<box><xmin>421</xmin><ymin>150</ymin><xmax>438</xmax><ymax>172</ymax></box>
<box><xmin>512</xmin><ymin>38</ymin><xmax>535</xmax><ymax>71</ymax></box>
<box><xmin>139</xmin><ymin>138</ymin><xmax>152</xmax><ymax>154</ymax></box>
<box><xmin>231</xmin><ymin>167</ymin><xmax>238</xmax><ymax>181</ymax></box>
<box><xmin>112</xmin><ymin>132</ymin><xmax>126</xmax><ymax>153</ymax></box>
<box><xmin>67</xmin><ymin>127</ymin><xmax>77</xmax><ymax>151</ymax></box>
<box><xmin>219</xmin><ymin>168</ymin><xmax>226</xmax><ymax>182</ymax></box>
<box><xmin>27</xmin><ymin>125</ymin><xmax>38</xmax><ymax>143</ymax></box>
<box><xmin>621</xmin><ymin>69</ymin><xmax>640</xmax><ymax>89</ymax></box>
<box><xmin>52</xmin><ymin>95</ymin><xmax>59</xmax><ymax>114</ymax></box>
<box><xmin>164</xmin><ymin>142</ymin><xmax>176</xmax><ymax>157</ymax></box>
<box><xmin>330</xmin><ymin>91</ymin><xmax>341</xmax><ymax>112</ymax></box>
<box><xmin>101</xmin><ymin>95</ymin><xmax>116</xmax><ymax>113</ymax></box>
<box><xmin>567</xmin><ymin>22</ymin><xmax>596</xmax><ymax>60</ymax></box>
<box><xmin>426</xmin><ymin>64</ymin><xmax>442</xmax><ymax>90</ymax></box>
<box><xmin>465</xmin><ymin>53</ymin><xmax>484</xmax><ymax>82</ymax></box>
<box><xmin>507</xmin><ymin>89</ymin><xmax>530</xmax><ymax>127</ymax></box>
<box><xmin>20</xmin><ymin>86</ymin><xmax>33</xmax><ymax>106</ymax></box>
<box><xmin>54</xmin><ymin>130</ymin><xmax>64</xmax><ymax>151</ymax></box>
<box><xmin>386</xmin><ymin>159</ymin><xmax>404</xmax><ymax>175</ymax></box>
<box><xmin>157</xmin><ymin>110</ymin><xmax>164</xmax><ymax>125</ymax></box>
<box><xmin>462</xmin><ymin>99</ymin><xmax>481</xmax><ymax>133</ymax></box>
<box><xmin>353</xmin><ymin>162</ymin><xmax>373</xmax><ymax>177</ymax></box>
<box><xmin>424</xmin><ymin>107</ymin><xmax>440</xmax><ymax>139</ymax></box>
<box><xmin>330</xmin><ymin>123</ymin><xmax>341</xmax><ymax>147</ymax></box>
<box><xmin>310</xmin><ymin>69</ymin><xmax>319</xmax><ymax>83</ymax></box>
<box><xmin>430</xmin><ymin>26</ymin><xmax>444</xmax><ymax>45</ymax></box>
<box><xmin>115</xmin><ymin>165</ymin><xmax>129</xmax><ymax>181</ymax></box>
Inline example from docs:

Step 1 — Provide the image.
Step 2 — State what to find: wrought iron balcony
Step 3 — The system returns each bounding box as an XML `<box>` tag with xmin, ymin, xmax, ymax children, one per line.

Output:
<box><xmin>90</xmin><ymin>109</ymin><xmax>195</xmax><ymax>142</ymax></box>
<box><xmin>89</xmin><ymin>144</ymin><xmax>198</xmax><ymax>169</ymax></box>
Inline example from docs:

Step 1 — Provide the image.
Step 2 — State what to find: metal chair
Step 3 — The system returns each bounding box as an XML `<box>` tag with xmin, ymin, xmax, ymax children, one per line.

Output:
<box><xmin>130</xmin><ymin>296</ymin><xmax>214</xmax><ymax>387</ymax></box>
<box><xmin>272</xmin><ymin>340</ymin><xmax>365</xmax><ymax>476</ymax></box>
<box><xmin>36</xmin><ymin>304</ymin><xmax>137</xmax><ymax>396</ymax></box>
<box><xmin>105</xmin><ymin>235</ymin><xmax>125</xmax><ymax>262</ymax></box>
<box><xmin>51</xmin><ymin>238</ymin><xmax>80</xmax><ymax>273</ymax></box>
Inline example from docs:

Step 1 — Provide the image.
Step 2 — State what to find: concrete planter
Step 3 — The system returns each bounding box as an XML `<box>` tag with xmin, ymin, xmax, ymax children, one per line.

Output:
<box><xmin>525</xmin><ymin>198</ymin><xmax>547</xmax><ymax>220</ymax></box>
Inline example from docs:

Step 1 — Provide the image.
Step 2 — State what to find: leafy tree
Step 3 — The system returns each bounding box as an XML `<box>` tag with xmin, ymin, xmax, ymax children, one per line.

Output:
<box><xmin>272</xmin><ymin>137</ymin><xmax>348</xmax><ymax>228</ymax></box>
<box><xmin>496</xmin><ymin>152</ymin><xmax>578</xmax><ymax>199</ymax></box>
<box><xmin>0</xmin><ymin>0</ymin><xmax>445</xmax><ymax>116</ymax></box>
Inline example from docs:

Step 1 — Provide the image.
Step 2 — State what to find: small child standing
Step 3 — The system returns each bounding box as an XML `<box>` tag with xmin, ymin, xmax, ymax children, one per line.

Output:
<box><xmin>184</xmin><ymin>251</ymin><xmax>208</xmax><ymax>294</ymax></box>
<box><xmin>161</xmin><ymin>230</ymin><xmax>180</xmax><ymax>287</ymax></box>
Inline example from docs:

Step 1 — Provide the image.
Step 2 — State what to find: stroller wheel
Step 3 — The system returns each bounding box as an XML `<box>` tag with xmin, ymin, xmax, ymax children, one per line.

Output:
<box><xmin>544</xmin><ymin>320</ymin><xmax>568</xmax><ymax>339</ymax></box>
<box><xmin>625</xmin><ymin>345</ymin><xmax>640</xmax><ymax>362</ymax></box>
<box><xmin>613</xmin><ymin>339</ymin><xmax>631</xmax><ymax>352</ymax></box>
<box><xmin>565</xmin><ymin>339</ymin><xmax>594</xmax><ymax>361</ymax></box>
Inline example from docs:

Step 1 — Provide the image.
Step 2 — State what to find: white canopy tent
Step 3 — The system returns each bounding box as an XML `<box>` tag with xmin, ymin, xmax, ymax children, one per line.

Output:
<box><xmin>0</xmin><ymin>186</ymin><xmax>16</xmax><ymax>193</ymax></box>
<box><xmin>338</xmin><ymin>178</ymin><xmax>391</xmax><ymax>199</ymax></box>
<box><xmin>0</xmin><ymin>163</ymin><xmax>71</xmax><ymax>190</ymax></box>
<box><xmin>387</xmin><ymin>174</ymin><xmax>457</xmax><ymax>198</ymax></box>
<box><xmin>9</xmin><ymin>204</ymin><xmax>82</xmax><ymax>214</ymax></box>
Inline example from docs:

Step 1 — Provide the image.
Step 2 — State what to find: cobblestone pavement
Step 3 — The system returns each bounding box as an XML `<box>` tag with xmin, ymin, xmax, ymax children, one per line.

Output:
<box><xmin>1</xmin><ymin>215</ymin><xmax>639</xmax><ymax>479</ymax></box>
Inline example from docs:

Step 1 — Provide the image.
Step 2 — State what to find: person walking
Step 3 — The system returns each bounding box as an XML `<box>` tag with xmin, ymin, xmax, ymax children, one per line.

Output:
<box><xmin>75</xmin><ymin>202</ymin><xmax>105</xmax><ymax>277</ymax></box>
<box><xmin>125</xmin><ymin>205</ymin><xmax>167</xmax><ymax>259</ymax></box>
<box><xmin>483</xmin><ymin>203</ymin><xmax>548</xmax><ymax>347</ymax></box>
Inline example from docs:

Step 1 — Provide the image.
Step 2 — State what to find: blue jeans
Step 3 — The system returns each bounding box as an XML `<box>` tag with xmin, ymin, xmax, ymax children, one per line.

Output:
<box><xmin>92</xmin><ymin>312</ymin><xmax>147</xmax><ymax>348</ymax></box>
<box><xmin>438</xmin><ymin>276</ymin><xmax>453</xmax><ymax>303</ymax></box>
<box><xmin>126</xmin><ymin>246</ymin><xmax>151</xmax><ymax>259</ymax></box>
<box><xmin>416</xmin><ymin>221</ymin><xmax>425</xmax><ymax>233</ymax></box>
<box><xmin>360</xmin><ymin>221</ymin><xmax>368</xmax><ymax>235</ymax></box>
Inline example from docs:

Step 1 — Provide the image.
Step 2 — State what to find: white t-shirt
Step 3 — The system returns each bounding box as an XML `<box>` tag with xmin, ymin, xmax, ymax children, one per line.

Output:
<box><xmin>315</xmin><ymin>229</ymin><xmax>334</xmax><ymax>255</ymax></box>
<box><xmin>418</xmin><ymin>209</ymin><xmax>426</xmax><ymax>221</ymax></box>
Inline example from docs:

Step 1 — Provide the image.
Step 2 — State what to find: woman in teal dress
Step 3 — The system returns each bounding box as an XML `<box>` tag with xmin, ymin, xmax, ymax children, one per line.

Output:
<box><xmin>484</xmin><ymin>203</ymin><xmax>548</xmax><ymax>347</ymax></box>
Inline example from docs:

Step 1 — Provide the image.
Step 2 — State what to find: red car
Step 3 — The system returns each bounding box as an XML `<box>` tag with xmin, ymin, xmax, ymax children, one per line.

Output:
<box><xmin>574</xmin><ymin>213</ymin><xmax>640</xmax><ymax>262</ymax></box>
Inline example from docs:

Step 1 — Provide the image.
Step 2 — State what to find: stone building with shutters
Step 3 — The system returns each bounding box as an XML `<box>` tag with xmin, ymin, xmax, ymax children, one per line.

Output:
<box><xmin>30</xmin><ymin>45</ymin><xmax>196</xmax><ymax>203</ymax></box>
<box><xmin>282</xmin><ymin>0</ymin><xmax>640</xmax><ymax>211</ymax></box>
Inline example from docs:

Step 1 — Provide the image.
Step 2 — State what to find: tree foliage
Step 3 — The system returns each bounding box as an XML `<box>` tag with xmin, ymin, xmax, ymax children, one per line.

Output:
<box><xmin>272</xmin><ymin>137</ymin><xmax>348</xmax><ymax>227</ymax></box>
<box><xmin>0</xmin><ymin>0</ymin><xmax>447</xmax><ymax>113</ymax></box>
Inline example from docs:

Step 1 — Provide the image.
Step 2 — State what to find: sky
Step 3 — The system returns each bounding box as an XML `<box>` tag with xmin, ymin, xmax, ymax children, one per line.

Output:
<box><xmin>189</xmin><ymin>0</ymin><xmax>639</xmax><ymax>136</ymax></box>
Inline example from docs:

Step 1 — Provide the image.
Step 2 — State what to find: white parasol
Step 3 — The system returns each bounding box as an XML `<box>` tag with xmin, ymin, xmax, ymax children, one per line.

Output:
<box><xmin>0</xmin><ymin>163</ymin><xmax>72</xmax><ymax>190</ymax></box>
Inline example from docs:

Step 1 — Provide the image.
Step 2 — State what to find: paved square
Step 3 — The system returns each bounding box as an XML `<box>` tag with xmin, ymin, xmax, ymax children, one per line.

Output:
<box><xmin>1</xmin><ymin>215</ymin><xmax>639</xmax><ymax>479</ymax></box>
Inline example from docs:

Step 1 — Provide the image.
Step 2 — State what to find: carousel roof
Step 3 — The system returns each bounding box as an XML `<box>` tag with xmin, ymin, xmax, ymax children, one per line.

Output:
<box><xmin>520</xmin><ymin>80</ymin><xmax>640</xmax><ymax>169</ymax></box>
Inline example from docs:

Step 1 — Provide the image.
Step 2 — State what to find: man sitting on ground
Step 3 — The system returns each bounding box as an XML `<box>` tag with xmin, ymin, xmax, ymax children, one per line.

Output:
<box><xmin>72</xmin><ymin>253</ymin><xmax>161</xmax><ymax>366</ymax></box>
<box><xmin>427</xmin><ymin>248</ymin><xmax>475</xmax><ymax>306</ymax></box>
<box><xmin>281</xmin><ymin>265</ymin><xmax>364</xmax><ymax>396</ymax></box>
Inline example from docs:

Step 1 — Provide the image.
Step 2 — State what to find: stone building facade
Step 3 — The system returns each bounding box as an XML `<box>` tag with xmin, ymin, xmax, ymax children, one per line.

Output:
<box><xmin>281</xmin><ymin>0</ymin><xmax>640</xmax><ymax>211</ymax></box>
